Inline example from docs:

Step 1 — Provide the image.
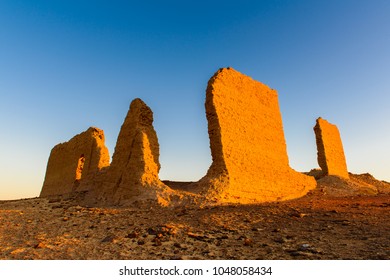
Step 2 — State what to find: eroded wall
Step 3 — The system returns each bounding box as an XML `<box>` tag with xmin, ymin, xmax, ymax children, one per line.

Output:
<box><xmin>198</xmin><ymin>67</ymin><xmax>316</xmax><ymax>203</ymax></box>
<box><xmin>100</xmin><ymin>98</ymin><xmax>171</xmax><ymax>204</ymax></box>
<box><xmin>314</xmin><ymin>117</ymin><xmax>349</xmax><ymax>179</ymax></box>
<box><xmin>40</xmin><ymin>127</ymin><xmax>110</xmax><ymax>197</ymax></box>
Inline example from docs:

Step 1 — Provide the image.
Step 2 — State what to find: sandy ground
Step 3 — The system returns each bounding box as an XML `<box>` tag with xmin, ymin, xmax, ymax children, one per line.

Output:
<box><xmin>1</xmin><ymin>174</ymin><xmax>390</xmax><ymax>260</ymax></box>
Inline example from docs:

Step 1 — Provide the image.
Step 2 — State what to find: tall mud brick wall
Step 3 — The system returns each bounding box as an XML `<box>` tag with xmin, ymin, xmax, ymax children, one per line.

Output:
<box><xmin>198</xmin><ymin>67</ymin><xmax>316</xmax><ymax>203</ymax></box>
<box><xmin>40</xmin><ymin>127</ymin><xmax>110</xmax><ymax>197</ymax></box>
<box><xmin>314</xmin><ymin>117</ymin><xmax>349</xmax><ymax>179</ymax></box>
<box><xmin>99</xmin><ymin>98</ymin><xmax>171</xmax><ymax>204</ymax></box>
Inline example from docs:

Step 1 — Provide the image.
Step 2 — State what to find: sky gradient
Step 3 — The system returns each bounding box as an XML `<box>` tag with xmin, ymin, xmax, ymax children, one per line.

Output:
<box><xmin>1</xmin><ymin>0</ymin><xmax>389</xmax><ymax>200</ymax></box>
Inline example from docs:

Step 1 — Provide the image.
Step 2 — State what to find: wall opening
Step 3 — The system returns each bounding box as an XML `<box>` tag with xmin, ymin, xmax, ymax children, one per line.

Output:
<box><xmin>75</xmin><ymin>154</ymin><xmax>85</xmax><ymax>180</ymax></box>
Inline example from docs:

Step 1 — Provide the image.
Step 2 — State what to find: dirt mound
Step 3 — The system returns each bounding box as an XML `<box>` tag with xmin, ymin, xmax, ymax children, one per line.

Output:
<box><xmin>350</xmin><ymin>173</ymin><xmax>390</xmax><ymax>194</ymax></box>
<box><xmin>309</xmin><ymin>172</ymin><xmax>390</xmax><ymax>197</ymax></box>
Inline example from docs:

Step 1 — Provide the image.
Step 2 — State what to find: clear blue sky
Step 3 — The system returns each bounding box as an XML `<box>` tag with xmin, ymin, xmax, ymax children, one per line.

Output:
<box><xmin>1</xmin><ymin>0</ymin><xmax>389</xmax><ymax>200</ymax></box>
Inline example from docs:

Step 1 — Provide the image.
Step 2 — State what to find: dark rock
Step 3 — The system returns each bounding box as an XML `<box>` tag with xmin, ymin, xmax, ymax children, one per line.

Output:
<box><xmin>137</xmin><ymin>240</ymin><xmax>145</xmax><ymax>245</ymax></box>
<box><xmin>147</xmin><ymin>228</ymin><xmax>158</xmax><ymax>235</ymax></box>
<box><xmin>101</xmin><ymin>235</ymin><xmax>116</xmax><ymax>243</ymax></box>
<box><xmin>217</xmin><ymin>235</ymin><xmax>229</xmax><ymax>240</ymax></box>
<box><xmin>299</xmin><ymin>244</ymin><xmax>311</xmax><ymax>251</ymax></box>
<box><xmin>274</xmin><ymin>237</ymin><xmax>287</xmax><ymax>244</ymax></box>
<box><xmin>153</xmin><ymin>238</ymin><xmax>162</xmax><ymax>246</ymax></box>
<box><xmin>187</xmin><ymin>232</ymin><xmax>207</xmax><ymax>241</ymax></box>
<box><xmin>34</xmin><ymin>242</ymin><xmax>45</xmax><ymax>249</ymax></box>
<box><xmin>125</xmin><ymin>231</ymin><xmax>140</xmax><ymax>239</ymax></box>
<box><xmin>289</xmin><ymin>251</ymin><xmax>301</xmax><ymax>257</ymax></box>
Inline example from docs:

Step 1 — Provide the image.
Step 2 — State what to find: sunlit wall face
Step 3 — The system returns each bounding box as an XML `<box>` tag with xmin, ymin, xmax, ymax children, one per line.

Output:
<box><xmin>0</xmin><ymin>0</ymin><xmax>389</xmax><ymax>199</ymax></box>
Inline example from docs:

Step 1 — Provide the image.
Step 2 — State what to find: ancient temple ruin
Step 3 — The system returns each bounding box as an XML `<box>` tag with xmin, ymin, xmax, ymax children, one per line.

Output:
<box><xmin>196</xmin><ymin>67</ymin><xmax>316</xmax><ymax>203</ymax></box>
<box><xmin>40</xmin><ymin>67</ymin><xmax>319</xmax><ymax>205</ymax></box>
<box><xmin>314</xmin><ymin>117</ymin><xmax>349</xmax><ymax>179</ymax></box>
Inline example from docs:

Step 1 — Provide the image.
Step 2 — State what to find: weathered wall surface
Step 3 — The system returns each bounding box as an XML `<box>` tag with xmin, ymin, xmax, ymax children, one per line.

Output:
<box><xmin>100</xmin><ymin>98</ymin><xmax>171</xmax><ymax>204</ymax></box>
<box><xmin>40</xmin><ymin>127</ymin><xmax>110</xmax><ymax>197</ymax></box>
<box><xmin>314</xmin><ymin>117</ymin><xmax>349</xmax><ymax>179</ymax></box>
<box><xmin>198</xmin><ymin>67</ymin><xmax>316</xmax><ymax>203</ymax></box>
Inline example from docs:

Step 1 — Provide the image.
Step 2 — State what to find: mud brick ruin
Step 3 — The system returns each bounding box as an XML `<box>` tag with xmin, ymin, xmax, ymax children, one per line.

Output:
<box><xmin>196</xmin><ymin>68</ymin><xmax>316</xmax><ymax>203</ymax></box>
<box><xmin>40</xmin><ymin>127</ymin><xmax>110</xmax><ymax>197</ymax></box>
<box><xmin>40</xmin><ymin>67</ymin><xmax>327</xmax><ymax>205</ymax></box>
<box><xmin>97</xmin><ymin>98</ymin><xmax>172</xmax><ymax>205</ymax></box>
<box><xmin>40</xmin><ymin>99</ymin><xmax>172</xmax><ymax>205</ymax></box>
<box><xmin>314</xmin><ymin>117</ymin><xmax>349</xmax><ymax>179</ymax></box>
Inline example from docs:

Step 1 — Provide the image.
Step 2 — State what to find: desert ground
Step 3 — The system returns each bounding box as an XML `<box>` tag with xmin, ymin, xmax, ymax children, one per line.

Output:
<box><xmin>1</xmin><ymin>173</ymin><xmax>389</xmax><ymax>260</ymax></box>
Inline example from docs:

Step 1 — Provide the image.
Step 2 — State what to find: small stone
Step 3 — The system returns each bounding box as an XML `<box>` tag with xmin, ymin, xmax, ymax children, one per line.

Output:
<box><xmin>101</xmin><ymin>235</ymin><xmax>116</xmax><ymax>243</ymax></box>
<box><xmin>34</xmin><ymin>242</ymin><xmax>45</xmax><ymax>249</ymax></box>
<box><xmin>153</xmin><ymin>238</ymin><xmax>162</xmax><ymax>246</ymax></box>
<box><xmin>244</xmin><ymin>238</ymin><xmax>253</xmax><ymax>246</ymax></box>
<box><xmin>137</xmin><ymin>240</ymin><xmax>145</xmax><ymax>245</ymax></box>
<box><xmin>289</xmin><ymin>251</ymin><xmax>301</xmax><ymax>257</ymax></box>
<box><xmin>217</xmin><ymin>235</ymin><xmax>229</xmax><ymax>240</ymax></box>
<box><xmin>274</xmin><ymin>237</ymin><xmax>287</xmax><ymax>244</ymax></box>
<box><xmin>169</xmin><ymin>255</ymin><xmax>183</xmax><ymax>260</ymax></box>
<box><xmin>187</xmin><ymin>232</ymin><xmax>206</xmax><ymax>241</ymax></box>
<box><xmin>10</xmin><ymin>248</ymin><xmax>26</xmax><ymax>255</ymax></box>
<box><xmin>208</xmin><ymin>252</ymin><xmax>216</xmax><ymax>257</ymax></box>
<box><xmin>147</xmin><ymin>228</ymin><xmax>158</xmax><ymax>235</ymax></box>
<box><xmin>125</xmin><ymin>231</ymin><xmax>139</xmax><ymax>239</ymax></box>
<box><xmin>299</xmin><ymin>244</ymin><xmax>311</xmax><ymax>251</ymax></box>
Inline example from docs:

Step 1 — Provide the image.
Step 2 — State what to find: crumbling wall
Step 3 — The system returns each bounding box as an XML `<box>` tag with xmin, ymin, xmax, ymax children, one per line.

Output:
<box><xmin>40</xmin><ymin>127</ymin><xmax>110</xmax><ymax>197</ymax></box>
<box><xmin>197</xmin><ymin>67</ymin><xmax>316</xmax><ymax>203</ymax></box>
<box><xmin>314</xmin><ymin>117</ymin><xmax>349</xmax><ymax>179</ymax></box>
<box><xmin>100</xmin><ymin>98</ymin><xmax>171</xmax><ymax>205</ymax></box>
